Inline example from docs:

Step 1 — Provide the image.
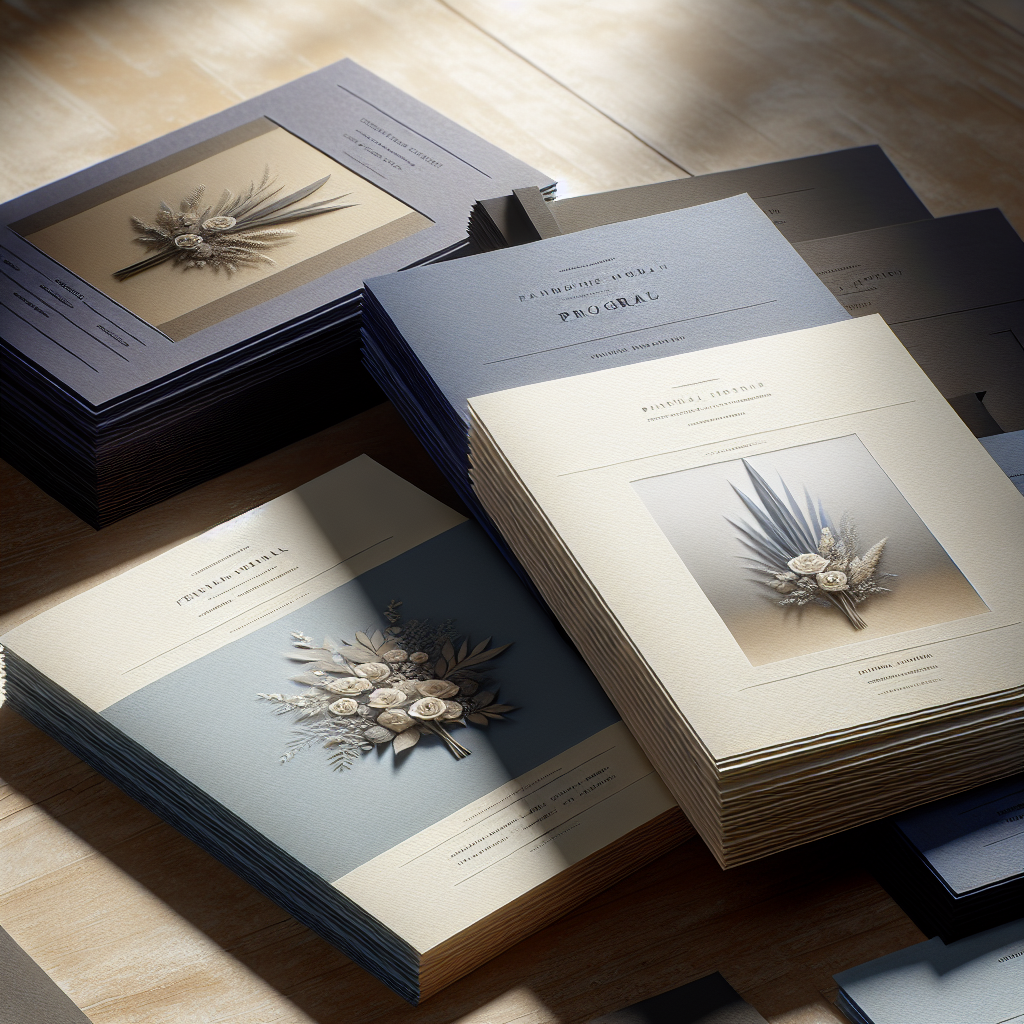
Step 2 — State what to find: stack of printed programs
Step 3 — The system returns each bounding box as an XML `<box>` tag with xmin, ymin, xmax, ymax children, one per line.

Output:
<box><xmin>473</xmin><ymin>152</ymin><xmax>1024</xmax><ymax>439</ymax></box>
<box><xmin>469</xmin><ymin>145</ymin><xmax>932</xmax><ymax>251</ymax></box>
<box><xmin>0</xmin><ymin>457</ymin><xmax>690</xmax><ymax>1002</ymax></box>
<box><xmin>467</xmin><ymin>315</ymin><xmax>1023</xmax><ymax>867</ymax></box>
<box><xmin>362</xmin><ymin>191</ymin><xmax>855</xmax><ymax>564</ymax></box>
<box><xmin>831</xmin><ymin>918</ymin><xmax>1024</xmax><ymax>1024</ymax></box>
<box><xmin>870</xmin><ymin>773</ymin><xmax>1024</xmax><ymax>942</ymax></box>
<box><xmin>0</xmin><ymin>58</ymin><xmax>551</xmax><ymax>528</ymax></box>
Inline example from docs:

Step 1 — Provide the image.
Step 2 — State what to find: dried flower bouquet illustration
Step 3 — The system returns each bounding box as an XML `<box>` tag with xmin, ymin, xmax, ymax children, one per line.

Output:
<box><xmin>258</xmin><ymin>601</ymin><xmax>517</xmax><ymax>770</ymax></box>
<box><xmin>728</xmin><ymin>460</ymin><xmax>895</xmax><ymax>630</ymax></box>
<box><xmin>113</xmin><ymin>166</ymin><xmax>356</xmax><ymax>281</ymax></box>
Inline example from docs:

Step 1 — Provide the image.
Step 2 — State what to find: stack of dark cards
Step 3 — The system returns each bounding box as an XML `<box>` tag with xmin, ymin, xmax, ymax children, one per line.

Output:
<box><xmin>364</xmin><ymin>145</ymin><xmax>1024</xmax><ymax>544</ymax></box>
<box><xmin>0</xmin><ymin>59</ymin><xmax>552</xmax><ymax>527</ymax></box>
<box><xmin>832</xmin><ymin>919</ymin><xmax>1024</xmax><ymax>1024</ymax></box>
<box><xmin>869</xmin><ymin>774</ymin><xmax>1024</xmax><ymax>943</ymax></box>
<box><xmin>469</xmin><ymin>145</ymin><xmax>929</xmax><ymax>251</ymax></box>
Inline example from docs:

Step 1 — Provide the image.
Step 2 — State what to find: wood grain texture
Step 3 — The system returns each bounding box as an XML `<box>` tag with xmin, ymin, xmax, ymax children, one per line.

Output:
<box><xmin>445</xmin><ymin>0</ymin><xmax>1024</xmax><ymax>229</ymax></box>
<box><xmin>0</xmin><ymin>0</ymin><xmax>680</xmax><ymax>206</ymax></box>
<box><xmin>1</xmin><ymin>1</ymin><xmax>1013</xmax><ymax>1021</ymax></box>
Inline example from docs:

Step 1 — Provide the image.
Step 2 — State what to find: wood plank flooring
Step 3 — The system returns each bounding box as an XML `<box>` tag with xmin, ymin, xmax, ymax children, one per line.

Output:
<box><xmin>2</xmin><ymin>2</ymin><xmax>1021</xmax><ymax>1021</ymax></box>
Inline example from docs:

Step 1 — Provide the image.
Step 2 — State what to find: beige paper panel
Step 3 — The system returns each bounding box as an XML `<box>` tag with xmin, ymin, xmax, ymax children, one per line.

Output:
<box><xmin>632</xmin><ymin>433</ymin><xmax>988</xmax><ymax>666</ymax></box>
<box><xmin>25</xmin><ymin>126</ymin><xmax>426</xmax><ymax>334</ymax></box>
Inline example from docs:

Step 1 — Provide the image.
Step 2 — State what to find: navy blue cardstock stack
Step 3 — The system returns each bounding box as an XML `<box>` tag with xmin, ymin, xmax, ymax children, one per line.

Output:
<box><xmin>870</xmin><ymin>774</ymin><xmax>1024</xmax><ymax>943</ymax></box>
<box><xmin>0</xmin><ymin>59</ymin><xmax>551</xmax><ymax>527</ymax></box>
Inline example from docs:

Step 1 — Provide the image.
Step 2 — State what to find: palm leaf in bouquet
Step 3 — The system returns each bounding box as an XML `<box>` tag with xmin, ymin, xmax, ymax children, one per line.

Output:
<box><xmin>727</xmin><ymin>460</ymin><xmax>895</xmax><ymax>630</ymax></box>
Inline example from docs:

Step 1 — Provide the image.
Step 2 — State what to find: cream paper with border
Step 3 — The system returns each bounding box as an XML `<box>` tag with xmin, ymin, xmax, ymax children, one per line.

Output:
<box><xmin>334</xmin><ymin>720</ymin><xmax>673</xmax><ymax>953</ymax></box>
<box><xmin>467</xmin><ymin>316</ymin><xmax>1024</xmax><ymax>763</ymax></box>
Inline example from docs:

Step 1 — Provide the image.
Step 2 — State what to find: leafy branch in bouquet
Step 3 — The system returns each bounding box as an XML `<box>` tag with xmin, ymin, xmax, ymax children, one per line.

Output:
<box><xmin>113</xmin><ymin>166</ymin><xmax>357</xmax><ymax>281</ymax></box>
<box><xmin>257</xmin><ymin>601</ymin><xmax>518</xmax><ymax>771</ymax></box>
<box><xmin>727</xmin><ymin>460</ymin><xmax>896</xmax><ymax>630</ymax></box>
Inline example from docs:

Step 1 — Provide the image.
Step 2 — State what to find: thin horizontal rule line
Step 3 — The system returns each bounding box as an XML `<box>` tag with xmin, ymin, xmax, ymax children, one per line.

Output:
<box><xmin>558</xmin><ymin>402</ymin><xmax>918</xmax><ymax>476</ymax></box>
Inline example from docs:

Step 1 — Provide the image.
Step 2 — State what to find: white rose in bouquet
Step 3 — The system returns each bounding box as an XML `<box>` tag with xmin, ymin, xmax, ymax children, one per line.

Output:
<box><xmin>354</xmin><ymin>662</ymin><xmax>391</xmax><ymax>682</ymax></box>
<box><xmin>367</xmin><ymin>687</ymin><xmax>408</xmax><ymax>708</ymax></box>
<box><xmin>377</xmin><ymin>708</ymin><xmax>415</xmax><ymax>732</ymax></box>
<box><xmin>441</xmin><ymin>700</ymin><xmax>463</xmax><ymax>721</ymax></box>
<box><xmin>392</xmin><ymin>679</ymin><xmax>422</xmax><ymax>696</ymax></box>
<box><xmin>409</xmin><ymin>697</ymin><xmax>447</xmax><ymax>720</ymax></box>
<box><xmin>787</xmin><ymin>553</ymin><xmax>830</xmax><ymax>575</ymax></box>
<box><xmin>328</xmin><ymin>698</ymin><xmax>359</xmax><ymax>716</ymax></box>
<box><xmin>417</xmin><ymin>679</ymin><xmax>459</xmax><ymax>699</ymax></box>
<box><xmin>324</xmin><ymin>677</ymin><xmax>372</xmax><ymax>695</ymax></box>
<box><xmin>816</xmin><ymin>570</ymin><xmax>850</xmax><ymax>592</ymax></box>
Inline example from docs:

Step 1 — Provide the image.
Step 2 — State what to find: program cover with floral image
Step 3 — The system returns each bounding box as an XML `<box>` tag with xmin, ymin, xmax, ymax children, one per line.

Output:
<box><xmin>0</xmin><ymin>456</ymin><xmax>683</xmax><ymax>1000</ymax></box>
<box><xmin>632</xmin><ymin>434</ymin><xmax>988</xmax><ymax>666</ymax></box>
<box><xmin>20</xmin><ymin>121</ymin><xmax>426</xmax><ymax>339</ymax></box>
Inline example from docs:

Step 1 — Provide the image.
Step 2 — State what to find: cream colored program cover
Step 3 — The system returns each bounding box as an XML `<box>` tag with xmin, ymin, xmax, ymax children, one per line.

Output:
<box><xmin>468</xmin><ymin>316</ymin><xmax>1023</xmax><ymax>765</ymax></box>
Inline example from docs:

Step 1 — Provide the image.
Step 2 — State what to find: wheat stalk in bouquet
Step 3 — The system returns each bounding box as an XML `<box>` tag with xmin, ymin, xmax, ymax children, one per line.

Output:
<box><xmin>114</xmin><ymin>166</ymin><xmax>356</xmax><ymax>280</ymax></box>
<box><xmin>727</xmin><ymin>459</ymin><xmax>895</xmax><ymax>630</ymax></box>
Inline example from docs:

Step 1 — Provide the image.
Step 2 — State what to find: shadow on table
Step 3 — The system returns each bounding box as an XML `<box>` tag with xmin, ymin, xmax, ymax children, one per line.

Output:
<box><xmin>0</xmin><ymin>700</ymin><xmax>926</xmax><ymax>1024</ymax></box>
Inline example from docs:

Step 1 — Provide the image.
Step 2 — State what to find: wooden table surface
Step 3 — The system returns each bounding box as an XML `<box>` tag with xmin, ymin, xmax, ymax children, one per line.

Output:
<box><xmin>1</xmin><ymin>2</ymin><xmax>1021</xmax><ymax>1021</ymax></box>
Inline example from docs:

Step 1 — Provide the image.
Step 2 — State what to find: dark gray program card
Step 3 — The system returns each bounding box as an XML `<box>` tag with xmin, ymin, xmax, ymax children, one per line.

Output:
<box><xmin>493</xmin><ymin>146</ymin><xmax>930</xmax><ymax>246</ymax></box>
<box><xmin>833</xmin><ymin>918</ymin><xmax>1024</xmax><ymax>1024</ymax></box>
<box><xmin>793</xmin><ymin>209</ymin><xmax>1024</xmax><ymax>434</ymax></box>
<box><xmin>589</xmin><ymin>973</ymin><xmax>768</xmax><ymax>1024</ymax></box>
<box><xmin>0</xmin><ymin>925</ymin><xmax>91</xmax><ymax>1024</ymax></box>
<box><xmin>894</xmin><ymin>773</ymin><xmax>1024</xmax><ymax>896</ymax></box>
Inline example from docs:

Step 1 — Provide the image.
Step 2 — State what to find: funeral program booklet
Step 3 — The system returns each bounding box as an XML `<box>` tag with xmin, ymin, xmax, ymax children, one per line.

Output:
<box><xmin>468</xmin><ymin>315</ymin><xmax>1023</xmax><ymax>862</ymax></box>
<box><xmin>364</xmin><ymin>192</ymin><xmax>849</xmax><ymax>494</ymax></box>
<box><xmin>0</xmin><ymin>457</ymin><xmax>686</xmax><ymax>1002</ymax></box>
<box><xmin>0</xmin><ymin>59</ymin><xmax>551</xmax><ymax>409</ymax></box>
